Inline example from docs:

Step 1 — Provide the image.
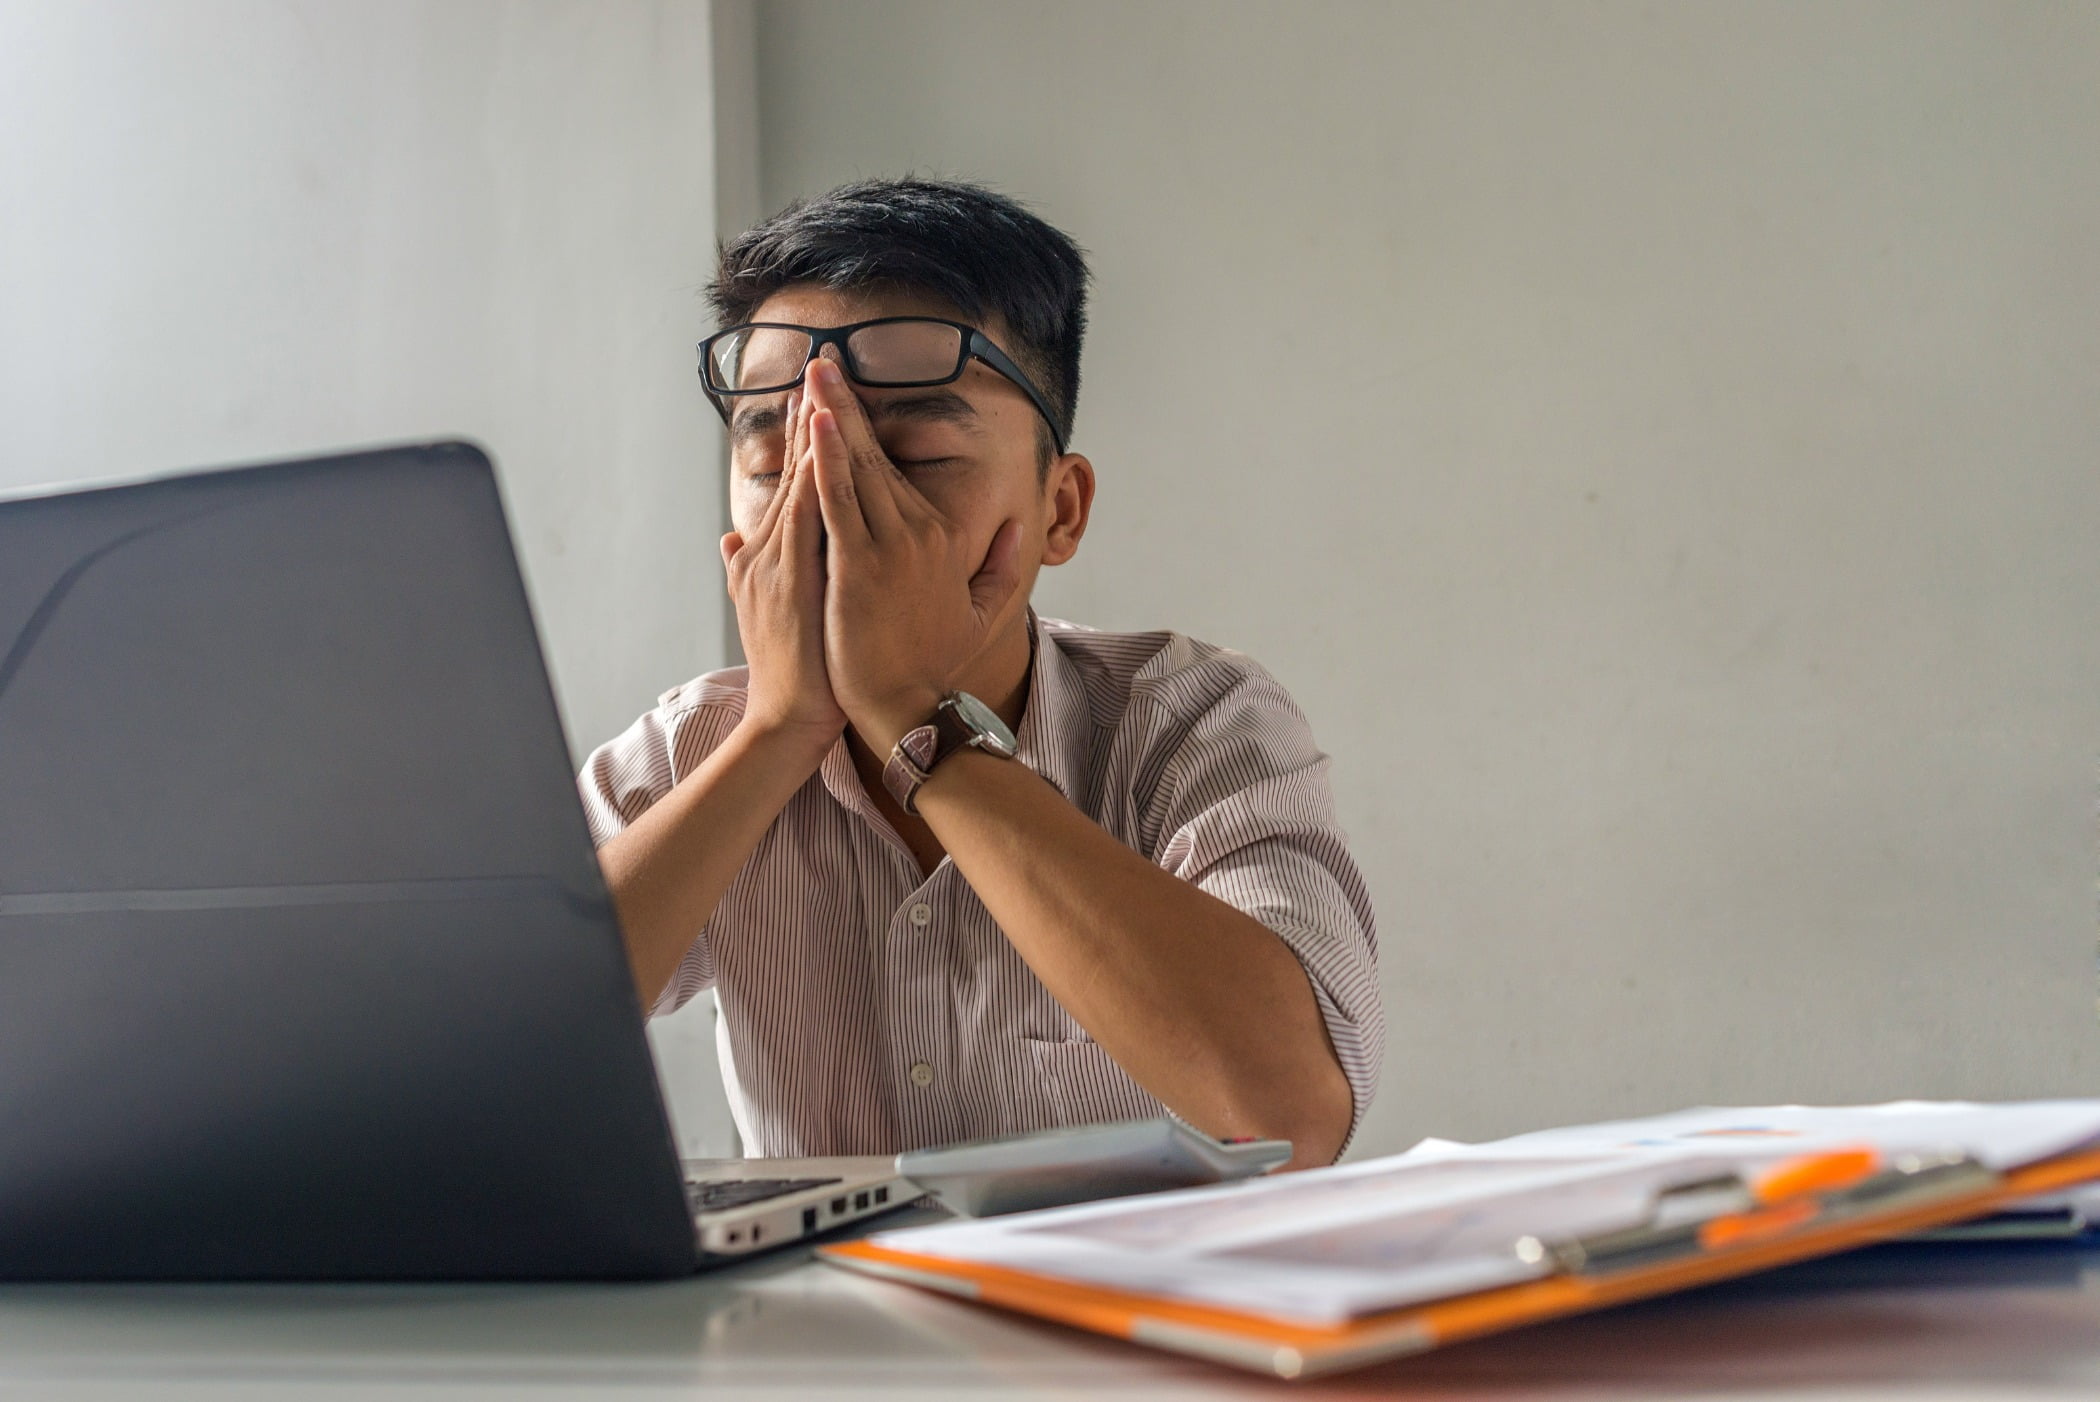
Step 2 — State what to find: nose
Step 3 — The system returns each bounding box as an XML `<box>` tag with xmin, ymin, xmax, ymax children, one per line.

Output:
<box><xmin>806</xmin><ymin>343</ymin><xmax>873</xmax><ymax>409</ymax></box>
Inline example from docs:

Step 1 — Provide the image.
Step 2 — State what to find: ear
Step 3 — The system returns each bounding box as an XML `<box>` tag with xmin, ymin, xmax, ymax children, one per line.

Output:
<box><xmin>1039</xmin><ymin>452</ymin><xmax>1095</xmax><ymax>567</ymax></box>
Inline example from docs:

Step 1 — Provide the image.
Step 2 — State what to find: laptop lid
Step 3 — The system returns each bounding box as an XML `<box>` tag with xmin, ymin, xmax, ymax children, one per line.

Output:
<box><xmin>0</xmin><ymin>443</ymin><xmax>698</xmax><ymax>1280</ymax></box>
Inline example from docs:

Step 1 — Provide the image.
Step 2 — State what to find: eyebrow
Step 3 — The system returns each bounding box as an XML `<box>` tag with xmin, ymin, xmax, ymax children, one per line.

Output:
<box><xmin>867</xmin><ymin>391</ymin><xmax>982</xmax><ymax>431</ymax></box>
<box><xmin>729</xmin><ymin>403</ymin><xmax>785</xmax><ymax>445</ymax></box>
<box><xmin>729</xmin><ymin>390</ymin><xmax>981</xmax><ymax>446</ymax></box>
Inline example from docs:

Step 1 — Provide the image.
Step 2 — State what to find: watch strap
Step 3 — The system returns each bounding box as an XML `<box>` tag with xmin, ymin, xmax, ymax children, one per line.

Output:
<box><xmin>881</xmin><ymin>697</ymin><xmax>1003</xmax><ymax>814</ymax></box>
<box><xmin>882</xmin><ymin>723</ymin><xmax>938</xmax><ymax>813</ymax></box>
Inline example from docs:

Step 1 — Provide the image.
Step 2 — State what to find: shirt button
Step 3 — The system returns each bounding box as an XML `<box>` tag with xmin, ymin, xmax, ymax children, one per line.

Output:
<box><xmin>908</xmin><ymin>1061</ymin><xmax>936</xmax><ymax>1088</ymax></box>
<box><xmin>909</xmin><ymin>903</ymin><xmax>932</xmax><ymax>928</ymax></box>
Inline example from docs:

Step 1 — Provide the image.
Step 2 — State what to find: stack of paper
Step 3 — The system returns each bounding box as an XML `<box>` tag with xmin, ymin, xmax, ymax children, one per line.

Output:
<box><xmin>822</xmin><ymin>1100</ymin><xmax>2100</xmax><ymax>1375</ymax></box>
<box><xmin>1419</xmin><ymin>1100</ymin><xmax>2100</xmax><ymax>1170</ymax></box>
<box><xmin>1428</xmin><ymin>1101</ymin><xmax>2100</xmax><ymax>1235</ymax></box>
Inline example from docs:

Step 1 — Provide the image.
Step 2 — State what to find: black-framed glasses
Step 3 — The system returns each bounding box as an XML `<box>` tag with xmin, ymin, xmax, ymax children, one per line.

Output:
<box><xmin>697</xmin><ymin>316</ymin><xmax>1067</xmax><ymax>453</ymax></box>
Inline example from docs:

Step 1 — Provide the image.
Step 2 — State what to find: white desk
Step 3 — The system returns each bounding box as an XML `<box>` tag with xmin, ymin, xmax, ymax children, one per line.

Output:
<box><xmin>5</xmin><ymin>1230</ymin><xmax>2099</xmax><ymax>1400</ymax></box>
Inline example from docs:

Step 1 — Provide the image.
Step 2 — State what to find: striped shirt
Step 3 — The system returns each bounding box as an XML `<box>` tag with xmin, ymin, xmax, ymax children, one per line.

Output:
<box><xmin>578</xmin><ymin>614</ymin><xmax>1383</xmax><ymax>1157</ymax></box>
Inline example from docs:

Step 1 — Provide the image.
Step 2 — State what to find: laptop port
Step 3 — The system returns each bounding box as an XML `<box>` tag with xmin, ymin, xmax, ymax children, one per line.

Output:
<box><xmin>874</xmin><ymin>1187</ymin><xmax>889</xmax><ymax>1204</ymax></box>
<box><xmin>854</xmin><ymin>1191</ymin><xmax>870</xmax><ymax>1210</ymax></box>
<box><xmin>830</xmin><ymin>1197</ymin><xmax>847</xmax><ymax>1214</ymax></box>
<box><xmin>751</xmin><ymin>1225</ymin><xmax>763</xmax><ymax>1242</ymax></box>
<box><xmin>802</xmin><ymin>1207</ymin><xmax>818</xmax><ymax>1234</ymax></box>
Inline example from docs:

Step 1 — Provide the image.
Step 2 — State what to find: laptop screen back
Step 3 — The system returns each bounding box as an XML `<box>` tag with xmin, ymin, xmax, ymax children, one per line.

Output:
<box><xmin>0</xmin><ymin>443</ymin><xmax>696</xmax><ymax>1279</ymax></box>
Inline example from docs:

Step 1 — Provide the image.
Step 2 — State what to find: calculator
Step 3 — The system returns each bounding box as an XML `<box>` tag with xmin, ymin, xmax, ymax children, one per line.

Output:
<box><xmin>897</xmin><ymin>1118</ymin><xmax>1293</xmax><ymax>1217</ymax></box>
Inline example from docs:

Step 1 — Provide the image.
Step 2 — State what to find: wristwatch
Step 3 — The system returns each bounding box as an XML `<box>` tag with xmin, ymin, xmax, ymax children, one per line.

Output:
<box><xmin>881</xmin><ymin>692</ymin><xmax>1018</xmax><ymax>814</ymax></box>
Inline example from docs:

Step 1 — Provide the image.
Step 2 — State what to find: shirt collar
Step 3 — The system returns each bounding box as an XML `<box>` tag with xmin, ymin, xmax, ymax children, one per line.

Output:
<box><xmin>816</xmin><ymin>724</ymin><xmax>875</xmax><ymax>820</ymax></box>
<box><xmin>1012</xmin><ymin>609</ymin><xmax>1090</xmax><ymax>805</ymax></box>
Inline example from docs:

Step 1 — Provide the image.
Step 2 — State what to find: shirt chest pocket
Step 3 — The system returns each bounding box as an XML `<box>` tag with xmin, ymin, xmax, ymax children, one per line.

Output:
<box><xmin>1023</xmin><ymin>1037</ymin><xmax>1166</xmax><ymax>1128</ymax></box>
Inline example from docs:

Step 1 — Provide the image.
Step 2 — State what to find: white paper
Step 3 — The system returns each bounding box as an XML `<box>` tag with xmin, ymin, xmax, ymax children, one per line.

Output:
<box><xmin>872</xmin><ymin>1150</ymin><xmax>1733</xmax><ymax>1323</ymax></box>
<box><xmin>862</xmin><ymin>1100</ymin><xmax>2100</xmax><ymax>1325</ymax></box>
<box><xmin>1425</xmin><ymin>1100</ymin><xmax>2100</xmax><ymax>1171</ymax></box>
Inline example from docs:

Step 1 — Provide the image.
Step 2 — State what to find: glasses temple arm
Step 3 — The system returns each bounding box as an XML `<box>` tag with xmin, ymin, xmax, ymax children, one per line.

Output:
<box><xmin>969</xmin><ymin>333</ymin><xmax>1068</xmax><ymax>454</ymax></box>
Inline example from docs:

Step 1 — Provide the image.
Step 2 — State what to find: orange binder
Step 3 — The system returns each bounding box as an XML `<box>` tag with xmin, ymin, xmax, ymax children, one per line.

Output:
<box><xmin>822</xmin><ymin>1145</ymin><xmax>2100</xmax><ymax>1379</ymax></box>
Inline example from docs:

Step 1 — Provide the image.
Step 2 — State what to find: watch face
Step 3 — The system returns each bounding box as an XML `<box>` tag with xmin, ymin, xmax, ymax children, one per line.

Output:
<box><xmin>951</xmin><ymin>691</ymin><xmax>1018</xmax><ymax>757</ymax></box>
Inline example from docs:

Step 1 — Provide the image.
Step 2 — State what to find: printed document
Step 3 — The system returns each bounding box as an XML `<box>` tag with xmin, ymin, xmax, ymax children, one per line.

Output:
<box><xmin>862</xmin><ymin>1100</ymin><xmax>2100</xmax><ymax>1325</ymax></box>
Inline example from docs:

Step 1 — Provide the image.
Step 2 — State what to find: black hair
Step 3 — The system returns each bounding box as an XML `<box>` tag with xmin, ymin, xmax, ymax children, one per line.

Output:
<box><xmin>708</xmin><ymin>176</ymin><xmax>1090</xmax><ymax>455</ymax></box>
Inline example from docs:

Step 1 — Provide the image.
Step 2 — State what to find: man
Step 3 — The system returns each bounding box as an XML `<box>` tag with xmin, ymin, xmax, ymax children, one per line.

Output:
<box><xmin>581</xmin><ymin>177</ymin><xmax>1380</xmax><ymax>1168</ymax></box>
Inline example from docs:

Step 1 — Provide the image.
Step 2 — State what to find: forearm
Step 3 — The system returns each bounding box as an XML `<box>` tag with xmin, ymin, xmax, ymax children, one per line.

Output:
<box><xmin>914</xmin><ymin>750</ymin><xmax>1355</xmax><ymax>1167</ymax></box>
<box><xmin>596</xmin><ymin>721</ymin><xmax>833</xmax><ymax>1008</ymax></box>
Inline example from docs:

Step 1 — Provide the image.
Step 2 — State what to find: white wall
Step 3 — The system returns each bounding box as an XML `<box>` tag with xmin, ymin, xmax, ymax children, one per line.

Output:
<box><xmin>0</xmin><ymin>0</ymin><xmax>738</xmax><ymax>1155</ymax></box>
<box><xmin>0</xmin><ymin>0</ymin><xmax>723</xmax><ymax>762</ymax></box>
<box><xmin>645</xmin><ymin>0</ymin><xmax>760</xmax><ymax>1160</ymax></box>
<box><xmin>755</xmin><ymin>0</ymin><xmax>2100</xmax><ymax>1153</ymax></box>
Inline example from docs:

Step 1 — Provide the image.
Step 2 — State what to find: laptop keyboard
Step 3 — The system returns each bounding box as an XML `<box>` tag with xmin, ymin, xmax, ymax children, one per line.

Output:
<box><xmin>684</xmin><ymin>1176</ymin><xmax>841</xmax><ymax>1215</ymax></box>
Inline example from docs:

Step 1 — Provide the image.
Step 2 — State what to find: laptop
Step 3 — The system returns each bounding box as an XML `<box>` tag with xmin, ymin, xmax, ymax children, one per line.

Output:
<box><xmin>0</xmin><ymin>442</ymin><xmax>905</xmax><ymax>1280</ymax></box>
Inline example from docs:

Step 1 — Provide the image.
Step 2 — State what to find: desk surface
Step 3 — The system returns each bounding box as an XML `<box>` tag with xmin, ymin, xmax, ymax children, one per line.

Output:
<box><xmin>4</xmin><ymin>1228</ymin><xmax>2099</xmax><ymax>1400</ymax></box>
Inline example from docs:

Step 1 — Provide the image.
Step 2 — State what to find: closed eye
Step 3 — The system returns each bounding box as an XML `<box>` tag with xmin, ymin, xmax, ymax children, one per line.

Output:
<box><xmin>893</xmin><ymin>457</ymin><xmax>958</xmax><ymax>470</ymax></box>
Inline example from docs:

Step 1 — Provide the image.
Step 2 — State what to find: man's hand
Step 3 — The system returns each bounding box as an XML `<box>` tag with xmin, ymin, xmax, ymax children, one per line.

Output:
<box><xmin>804</xmin><ymin>357</ymin><xmax>1025</xmax><ymax>750</ymax></box>
<box><xmin>720</xmin><ymin>388</ymin><xmax>847</xmax><ymax>754</ymax></box>
<box><xmin>601</xmin><ymin>392</ymin><xmax>848</xmax><ymax>1007</ymax></box>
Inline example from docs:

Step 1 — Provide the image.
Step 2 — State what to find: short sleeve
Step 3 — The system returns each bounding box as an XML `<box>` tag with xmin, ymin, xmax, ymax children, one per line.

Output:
<box><xmin>1134</xmin><ymin>662</ymin><xmax>1385</xmax><ymax>1154</ymax></box>
<box><xmin>577</xmin><ymin>694</ymin><xmax>738</xmax><ymax>1016</ymax></box>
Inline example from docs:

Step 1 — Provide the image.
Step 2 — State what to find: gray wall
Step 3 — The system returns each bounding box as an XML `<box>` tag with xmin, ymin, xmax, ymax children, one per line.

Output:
<box><xmin>0</xmin><ymin>0</ymin><xmax>736</xmax><ymax>1156</ymax></box>
<box><xmin>0</xmin><ymin>0</ymin><xmax>723</xmax><ymax>764</ymax></box>
<box><xmin>755</xmin><ymin>0</ymin><xmax>2100</xmax><ymax>1153</ymax></box>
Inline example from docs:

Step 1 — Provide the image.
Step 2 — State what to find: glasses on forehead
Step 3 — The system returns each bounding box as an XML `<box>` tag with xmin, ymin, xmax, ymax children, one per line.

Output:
<box><xmin>697</xmin><ymin>316</ymin><xmax>1066</xmax><ymax>453</ymax></box>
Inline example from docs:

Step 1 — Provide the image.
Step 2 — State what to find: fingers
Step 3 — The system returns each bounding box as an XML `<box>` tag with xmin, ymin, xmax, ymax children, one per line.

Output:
<box><xmin>781</xmin><ymin>388</ymin><xmax>806</xmax><ymax>492</ymax></box>
<box><xmin>809</xmin><ymin>405</ymin><xmax>870</xmax><ymax>551</ymax></box>
<box><xmin>743</xmin><ymin>390</ymin><xmax>804</xmax><ymax>552</ymax></box>
<box><xmin>807</xmin><ymin>359</ymin><xmax>906</xmax><ymax>537</ymax></box>
<box><xmin>967</xmin><ymin>518</ymin><xmax>1028</xmax><ymax>625</ymax></box>
<box><xmin>777</xmin><ymin>421</ymin><xmax>823</xmax><ymax>575</ymax></box>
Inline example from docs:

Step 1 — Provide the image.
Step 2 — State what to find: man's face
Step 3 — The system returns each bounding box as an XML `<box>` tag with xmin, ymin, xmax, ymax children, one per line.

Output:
<box><xmin>724</xmin><ymin>284</ymin><xmax>1082</xmax><ymax>584</ymax></box>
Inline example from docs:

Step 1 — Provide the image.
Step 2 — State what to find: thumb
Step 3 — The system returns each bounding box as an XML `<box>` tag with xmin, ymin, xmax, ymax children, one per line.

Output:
<box><xmin>720</xmin><ymin>531</ymin><xmax>744</xmax><ymax>568</ymax></box>
<box><xmin>968</xmin><ymin>519</ymin><xmax>1026</xmax><ymax>625</ymax></box>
